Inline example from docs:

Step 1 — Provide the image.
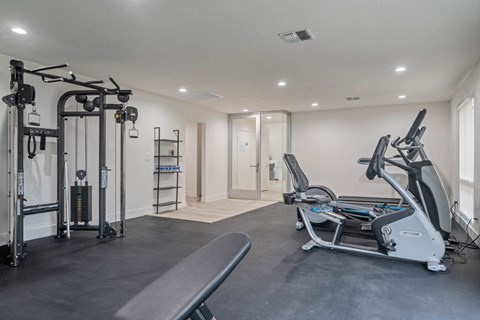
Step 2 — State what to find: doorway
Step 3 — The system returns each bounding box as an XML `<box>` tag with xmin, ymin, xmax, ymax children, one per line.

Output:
<box><xmin>185</xmin><ymin>120</ymin><xmax>205</xmax><ymax>203</ymax></box>
<box><xmin>228</xmin><ymin>111</ymin><xmax>290</xmax><ymax>200</ymax></box>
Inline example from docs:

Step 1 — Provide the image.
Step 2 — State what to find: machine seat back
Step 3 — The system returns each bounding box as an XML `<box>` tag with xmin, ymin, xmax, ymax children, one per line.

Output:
<box><xmin>284</xmin><ymin>154</ymin><xmax>309</xmax><ymax>193</ymax></box>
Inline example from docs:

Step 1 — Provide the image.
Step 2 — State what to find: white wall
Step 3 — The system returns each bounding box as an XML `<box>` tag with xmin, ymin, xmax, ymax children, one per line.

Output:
<box><xmin>450</xmin><ymin>58</ymin><xmax>480</xmax><ymax>236</ymax></box>
<box><xmin>0</xmin><ymin>53</ymin><xmax>228</xmax><ymax>245</ymax></box>
<box><xmin>291</xmin><ymin>102</ymin><xmax>452</xmax><ymax>199</ymax></box>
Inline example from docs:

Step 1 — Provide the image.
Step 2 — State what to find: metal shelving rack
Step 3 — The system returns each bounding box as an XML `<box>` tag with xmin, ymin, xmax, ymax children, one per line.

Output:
<box><xmin>153</xmin><ymin>127</ymin><xmax>182</xmax><ymax>213</ymax></box>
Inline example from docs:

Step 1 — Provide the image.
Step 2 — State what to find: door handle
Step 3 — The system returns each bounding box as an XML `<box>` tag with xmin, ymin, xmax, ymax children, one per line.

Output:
<box><xmin>250</xmin><ymin>163</ymin><xmax>259</xmax><ymax>173</ymax></box>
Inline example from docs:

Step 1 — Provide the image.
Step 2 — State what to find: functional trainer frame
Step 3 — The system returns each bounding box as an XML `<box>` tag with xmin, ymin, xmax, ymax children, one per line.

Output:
<box><xmin>2</xmin><ymin>60</ymin><xmax>136</xmax><ymax>267</ymax></box>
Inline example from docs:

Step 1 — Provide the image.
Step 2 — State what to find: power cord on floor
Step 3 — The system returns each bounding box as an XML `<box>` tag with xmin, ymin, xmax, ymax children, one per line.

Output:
<box><xmin>457</xmin><ymin>217</ymin><xmax>479</xmax><ymax>254</ymax></box>
<box><xmin>443</xmin><ymin>217</ymin><xmax>479</xmax><ymax>265</ymax></box>
<box><xmin>450</xmin><ymin>201</ymin><xmax>458</xmax><ymax>220</ymax></box>
<box><xmin>442</xmin><ymin>251</ymin><xmax>467</xmax><ymax>264</ymax></box>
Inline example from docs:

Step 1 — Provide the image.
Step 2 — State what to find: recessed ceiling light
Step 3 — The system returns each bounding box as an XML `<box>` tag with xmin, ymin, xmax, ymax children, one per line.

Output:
<box><xmin>178</xmin><ymin>87</ymin><xmax>187</xmax><ymax>93</ymax></box>
<box><xmin>311</xmin><ymin>102</ymin><xmax>318</xmax><ymax>107</ymax></box>
<box><xmin>398</xmin><ymin>95</ymin><xmax>406</xmax><ymax>99</ymax></box>
<box><xmin>266</xmin><ymin>116</ymin><xmax>272</xmax><ymax>120</ymax></box>
<box><xmin>278</xmin><ymin>81</ymin><xmax>286</xmax><ymax>87</ymax></box>
<box><xmin>12</xmin><ymin>27</ymin><xmax>27</xmax><ymax>35</ymax></box>
<box><xmin>243</xmin><ymin>109</ymin><xmax>249</xmax><ymax>112</ymax></box>
<box><xmin>395</xmin><ymin>66</ymin><xmax>406</xmax><ymax>72</ymax></box>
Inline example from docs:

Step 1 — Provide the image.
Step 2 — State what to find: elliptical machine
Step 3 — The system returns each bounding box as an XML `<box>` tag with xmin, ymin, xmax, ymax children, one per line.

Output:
<box><xmin>283</xmin><ymin>136</ymin><xmax>446</xmax><ymax>272</ymax></box>
<box><xmin>389</xmin><ymin>121</ymin><xmax>451</xmax><ymax>241</ymax></box>
<box><xmin>295</xmin><ymin>109</ymin><xmax>451</xmax><ymax>241</ymax></box>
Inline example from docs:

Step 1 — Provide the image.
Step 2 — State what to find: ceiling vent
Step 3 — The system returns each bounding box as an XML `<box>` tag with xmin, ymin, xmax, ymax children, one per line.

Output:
<box><xmin>181</xmin><ymin>91</ymin><xmax>224</xmax><ymax>101</ymax></box>
<box><xmin>345</xmin><ymin>97</ymin><xmax>360</xmax><ymax>101</ymax></box>
<box><xmin>279</xmin><ymin>28</ymin><xmax>315</xmax><ymax>43</ymax></box>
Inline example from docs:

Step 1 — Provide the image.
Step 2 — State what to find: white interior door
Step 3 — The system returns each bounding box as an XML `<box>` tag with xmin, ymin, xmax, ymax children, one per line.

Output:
<box><xmin>237</xmin><ymin>129</ymin><xmax>256</xmax><ymax>189</ymax></box>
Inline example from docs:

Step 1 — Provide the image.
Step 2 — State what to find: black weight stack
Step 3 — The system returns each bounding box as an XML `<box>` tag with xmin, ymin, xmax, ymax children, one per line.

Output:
<box><xmin>70</xmin><ymin>185</ymin><xmax>92</xmax><ymax>223</ymax></box>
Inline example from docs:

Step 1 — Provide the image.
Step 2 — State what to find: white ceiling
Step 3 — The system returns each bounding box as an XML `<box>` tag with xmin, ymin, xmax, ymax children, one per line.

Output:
<box><xmin>1</xmin><ymin>0</ymin><xmax>479</xmax><ymax>113</ymax></box>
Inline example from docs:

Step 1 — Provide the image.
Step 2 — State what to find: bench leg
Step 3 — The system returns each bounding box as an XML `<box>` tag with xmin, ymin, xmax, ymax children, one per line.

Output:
<box><xmin>199</xmin><ymin>303</ymin><xmax>215</xmax><ymax>319</ymax></box>
<box><xmin>190</xmin><ymin>311</ymin><xmax>201</xmax><ymax>320</ymax></box>
<box><xmin>190</xmin><ymin>303</ymin><xmax>216</xmax><ymax>320</ymax></box>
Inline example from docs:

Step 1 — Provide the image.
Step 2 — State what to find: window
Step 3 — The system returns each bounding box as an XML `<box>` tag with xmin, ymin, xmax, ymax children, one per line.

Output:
<box><xmin>458</xmin><ymin>97</ymin><xmax>474</xmax><ymax>219</ymax></box>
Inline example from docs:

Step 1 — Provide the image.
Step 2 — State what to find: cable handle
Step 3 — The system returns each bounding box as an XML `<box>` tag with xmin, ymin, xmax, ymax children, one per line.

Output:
<box><xmin>27</xmin><ymin>130</ymin><xmax>36</xmax><ymax>159</ymax></box>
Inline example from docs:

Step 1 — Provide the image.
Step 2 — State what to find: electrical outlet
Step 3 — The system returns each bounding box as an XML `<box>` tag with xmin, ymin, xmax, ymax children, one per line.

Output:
<box><xmin>145</xmin><ymin>152</ymin><xmax>150</xmax><ymax>161</ymax></box>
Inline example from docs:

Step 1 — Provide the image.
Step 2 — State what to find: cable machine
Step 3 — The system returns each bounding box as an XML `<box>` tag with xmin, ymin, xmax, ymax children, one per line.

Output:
<box><xmin>2</xmin><ymin>60</ymin><xmax>139</xmax><ymax>267</ymax></box>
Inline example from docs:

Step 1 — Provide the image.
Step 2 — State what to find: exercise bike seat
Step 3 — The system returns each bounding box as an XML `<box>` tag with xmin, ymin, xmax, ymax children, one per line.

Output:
<box><xmin>114</xmin><ymin>233</ymin><xmax>251</xmax><ymax>320</ymax></box>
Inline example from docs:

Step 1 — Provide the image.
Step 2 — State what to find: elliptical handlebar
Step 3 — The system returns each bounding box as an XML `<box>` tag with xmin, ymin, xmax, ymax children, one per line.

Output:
<box><xmin>405</xmin><ymin>109</ymin><xmax>426</xmax><ymax>144</ymax></box>
<box><xmin>416</xmin><ymin>126</ymin><xmax>426</xmax><ymax>142</ymax></box>
<box><xmin>404</xmin><ymin>126</ymin><xmax>426</xmax><ymax>160</ymax></box>
<box><xmin>366</xmin><ymin>136</ymin><xmax>390</xmax><ymax>180</ymax></box>
<box><xmin>390</xmin><ymin>109</ymin><xmax>427</xmax><ymax>164</ymax></box>
<box><xmin>391</xmin><ymin>136</ymin><xmax>402</xmax><ymax>148</ymax></box>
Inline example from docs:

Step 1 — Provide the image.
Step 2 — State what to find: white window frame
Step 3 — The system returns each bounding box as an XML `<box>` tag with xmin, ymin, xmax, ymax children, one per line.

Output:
<box><xmin>457</xmin><ymin>97</ymin><xmax>475</xmax><ymax>220</ymax></box>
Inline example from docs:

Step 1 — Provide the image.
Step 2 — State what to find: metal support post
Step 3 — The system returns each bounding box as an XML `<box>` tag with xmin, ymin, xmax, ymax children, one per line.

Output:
<box><xmin>8</xmin><ymin>106</ymin><xmax>19</xmax><ymax>266</ymax></box>
<box><xmin>120</xmin><ymin>117</ymin><xmax>126</xmax><ymax>236</ymax></box>
<box><xmin>98</xmin><ymin>94</ymin><xmax>107</xmax><ymax>238</ymax></box>
<box><xmin>57</xmin><ymin>102</ymin><xmax>65</xmax><ymax>238</ymax></box>
<box><xmin>15</xmin><ymin>107</ymin><xmax>25</xmax><ymax>263</ymax></box>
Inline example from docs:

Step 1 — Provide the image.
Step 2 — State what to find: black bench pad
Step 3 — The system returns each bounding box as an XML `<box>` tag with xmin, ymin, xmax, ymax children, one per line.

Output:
<box><xmin>114</xmin><ymin>232</ymin><xmax>251</xmax><ymax>320</ymax></box>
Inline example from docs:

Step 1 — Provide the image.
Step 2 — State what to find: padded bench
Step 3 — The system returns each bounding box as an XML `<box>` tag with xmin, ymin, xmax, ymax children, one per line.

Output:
<box><xmin>114</xmin><ymin>233</ymin><xmax>251</xmax><ymax>320</ymax></box>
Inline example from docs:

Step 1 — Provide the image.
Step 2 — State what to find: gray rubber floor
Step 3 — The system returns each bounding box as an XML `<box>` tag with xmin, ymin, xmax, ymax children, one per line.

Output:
<box><xmin>0</xmin><ymin>202</ymin><xmax>479</xmax><ymax>320</ymax></box>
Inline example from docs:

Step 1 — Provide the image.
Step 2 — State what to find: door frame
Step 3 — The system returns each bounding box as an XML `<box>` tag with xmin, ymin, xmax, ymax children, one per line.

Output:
<box><xmin>228</xmin><ymin>111</ymin><xmax>291</xmax><ymax>200</ymax></box>
<box><xmin>228</xmin><ymin>113</ymin><xmax>261</xmax><ymax>199</ymax></box>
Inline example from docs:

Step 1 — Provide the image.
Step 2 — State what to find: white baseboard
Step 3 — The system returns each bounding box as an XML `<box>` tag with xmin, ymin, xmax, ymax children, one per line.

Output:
<box><xmin>0</xmin><ymin>221</ymin><xmax>58</xmax><ymax>243</ymax></box>
<box><xmin>106</xmin><ymin>206</ymin><xmax>152</xmax><ymax>222</ymax></box>
<box><xmin>186</xmin><ymin>191</ymin><xmax>198</xmax><ymax>198</ymax></box>
<box><xmin>0</xmin><ymin>207</ymin><xmax>155</xmax><ymax>245</ymax></box>
<box><xmin>0</xmin><ymin>233</ymin><xmax>9</xmax><ymax>246</ymax></box>
<box><xmin>203</xmin><ymin>193</ymin><xmax>228</xmax><ymax>203</ymax></box>
<box><xmin>25</xmin><ymin>224</ymin><xmax>57</xmax><ymax>241</ymax></box>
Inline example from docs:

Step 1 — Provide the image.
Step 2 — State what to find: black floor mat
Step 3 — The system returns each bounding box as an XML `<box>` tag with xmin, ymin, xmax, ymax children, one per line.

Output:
<box><xmin>0</xmin><ymin>202</ymin><xmax>479</xmax><ymax>320</ymax></box>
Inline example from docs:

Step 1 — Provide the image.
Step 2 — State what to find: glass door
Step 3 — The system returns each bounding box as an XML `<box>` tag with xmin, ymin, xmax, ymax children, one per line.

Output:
<box><xmin>229</xmin><ymin>112</ymin><xmax>291</xmax><ymax>200</ymax></box>
<box><xmin>229</xmin><ymin>114</ymin><xmax>260</xmax><ymax>199</ymax></box>
<box><xmin>260</xmin><ymin>112</ymin><xmax>290</xmax><ymax>201</ymax></box>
